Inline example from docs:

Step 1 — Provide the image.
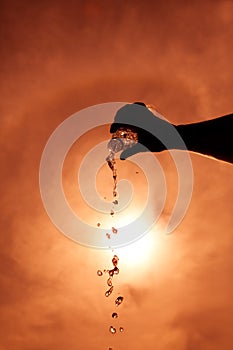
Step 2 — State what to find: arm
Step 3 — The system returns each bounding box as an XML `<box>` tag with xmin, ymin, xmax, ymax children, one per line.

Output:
<box><xmin>176</xmin><ymin>114</ymin><xmax>233</xmax><ymax>163</ymax></box>
<box><xmin>110</xmin><ymin>103</ymin><xmax>233</xmax><ymax>164</ymax></box>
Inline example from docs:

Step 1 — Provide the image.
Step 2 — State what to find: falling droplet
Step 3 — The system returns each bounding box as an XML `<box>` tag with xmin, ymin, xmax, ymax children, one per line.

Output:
<box><xmin>106</xmin><ymin>153</ymin><xmax>118</xmax><ymax>199</ymax></box>
<box><xmin>112</xmin><ymin>227</ymin><xmax>118</xmax><ymax>234</ymax></box>
<box><xmin>113</xmin><ymin>200</ymin><xmax>118</xmax><ymax>205</ymax></box>
<box><xmin>115</xmin><ymin>296</ymin><xmax>124</xmax><ymax>306</ymax></box>
<box><xmin>97</xmin><ymin>223</ymin><xmax>100</xmax><ymax>227</ymax></box>
<box><xmin>106</xmin><ymin>233</ymin><xmax>111</xmax><ymax>239</ymax></box>
<box><xmin>119</xmin><ymin>327</ymin><xmax>124</xmax><ymax>332</ymax></box>
<box><xmin>112</xmin><ymin>312</ymin><xmax>118</xmax><ymax>319</ymax></box>
<box><xmin>107</xmin><ymin>277</ymin><xmax>112</xmax><ymax>286</ymax></box>
<box><xmin>97</xmin><ymin>270</ymin><xmax>103</xmax><ymax>276</ymax></box>
<box><xmin>110</xmin><ymin>209</ymin><xmax>114</xmax><ymax>216</ymax></box>
<box><xmin>113</xmin><ymin>266</ymin><xmax>119</xmax><ymax>275</ymax></box>
<box><xmin>105</xmin><ymin>286</ymin><xmax>114</xmax><ymax>297</ymax></box>
<box><xmin>109</xmin><ymin>326</ymin><xmax>116</xmax><ymax>334</ymax></box>
<box><xmin>112</xmin><ymin>255</ymin><xmax>119</xmax><ymax>267</ymax></box>
<box><xmin>108</xmin><ymin>269</ymin><xmax>114</xmax><ymax>277</ymax></box>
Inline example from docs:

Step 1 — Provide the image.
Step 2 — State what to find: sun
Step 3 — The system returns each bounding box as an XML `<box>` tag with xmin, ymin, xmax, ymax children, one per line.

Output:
<box><xmin>113</xmin><ymin>228</ymin><xmax>157</xmax><ymax>275</ymax></box>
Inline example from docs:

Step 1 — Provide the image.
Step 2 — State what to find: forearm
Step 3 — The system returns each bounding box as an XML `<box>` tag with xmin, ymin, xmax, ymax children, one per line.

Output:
<box><xmin>176</xmin><ymin>114</ymin><xmax>233</xmax><ymax>163</ymax></box>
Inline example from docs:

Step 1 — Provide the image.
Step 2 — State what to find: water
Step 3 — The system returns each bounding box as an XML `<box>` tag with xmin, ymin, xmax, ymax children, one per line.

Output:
<box><xmin>106</xmin><ymin>126</ymin><xmax>138</xmax><ymax>201</ymax></box>
<box><xmin>113</xmin><ymin>267</ymin><xmax>119</xmax><ymax>275</ymax></box>
<box><xmin>98</xmin><ymin>252</ymin><xmax>124</xmax><ymax>347</ymax></box>
<box><xmin>115</xmin><ymin>296</ymin><xmax>124</xmax><ymax>307</ymax></box>
<box><xmin>112</xmin><ymin>227</ymin><xmax>118</xmax><ymax>234</ymax></box>
<box><xmin>106</xmin><ymin>152</ymin><xmax>118</xmax><ymax>198</ymax></box>
<box><xmin>109</xmin><ymin>326</ymin><xmax>116</xmax><ymax>334</ymax></box>
<box><xmin>112</xmin><ymin>255</ymin><xmax>119</xmax><ymax>266</ymax></box>
<box><xmin>107</xmin><ymin>128</ymin><xmax>138</xmax><ymax>154</ymax></box>
<box><xmin>107</xmin><ymin>277</ymin><xmax>113</xmax><ymax>286</ymax></box>
<box><xmin>100</xmin><ymin>145</ymin><xmax>128</xmax><ymax>347</ymax></box>
<box><xmin>105</xmin><ymin>286</ymin><xmax>114</xmax><ymax>297</ymax></box>
<box><xmin>108</xmin><ymin>269</ymin><xmax>114</xmax><ymax>277</ymax></box>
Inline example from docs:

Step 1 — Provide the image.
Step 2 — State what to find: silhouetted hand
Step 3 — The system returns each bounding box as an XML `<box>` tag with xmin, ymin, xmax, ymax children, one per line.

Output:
<box><xmin>110</xmin><ymin>103</ymin><xmax>233</xmax><ymax>163</ymax></box>
<box><xmin>110</xmin><ymin>102</ymin><xmax>175</xmax><ymax>160</ymax></box>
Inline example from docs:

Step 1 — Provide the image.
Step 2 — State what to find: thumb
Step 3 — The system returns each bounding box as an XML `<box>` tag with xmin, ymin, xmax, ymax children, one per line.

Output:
<box><xmin>120</xmin><ymin>143</ymin><xmax>145</xmax><ymax>160</ymax></box>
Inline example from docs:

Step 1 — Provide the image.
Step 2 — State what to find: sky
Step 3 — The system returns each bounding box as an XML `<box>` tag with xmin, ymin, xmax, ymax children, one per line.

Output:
<box><xmin>1</xmin><ymin>0</ymin><xmax>233</xmax><ymax>349</ymax></box>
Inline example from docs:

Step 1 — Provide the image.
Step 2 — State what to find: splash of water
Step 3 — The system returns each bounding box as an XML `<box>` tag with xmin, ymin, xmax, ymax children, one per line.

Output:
<box><xmin>109</xmin><ymin>326</ymin><xmax>116</xmax><ymax>334</ymax></box>
<box><xmin>106</xmin><ymin>152</ymin><xmax>118</xmax><ymax>198</ymax></box>
<box><xmin>115</xmin><ymin>296</ymin><xmax>124</xmax><ymax>307</ymax></box>
<box><xmin>112</xmin><ymin>227</ymin><xmax>118</xmax><ymax>234</ymax></box>
<box><xmin>107</xmin><ymin>277</ymin><xmax>113</xmax><ymax>286</ymax></box>
<box><xmin>112</xmin><ymin>255</ymin><xmax>119</xmax><ymax>267</ymax></box>
<box><xmin>105</xmin><ymin>286</ymin><xmax>114</xmax><ymax>297</ymax></box>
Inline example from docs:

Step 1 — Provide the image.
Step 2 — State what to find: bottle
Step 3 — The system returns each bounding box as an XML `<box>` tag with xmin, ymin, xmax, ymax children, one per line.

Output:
<box><xmin>107</xmin><ymin>127</ymin><xmax>138</xmax><ymax>154</ymax></box>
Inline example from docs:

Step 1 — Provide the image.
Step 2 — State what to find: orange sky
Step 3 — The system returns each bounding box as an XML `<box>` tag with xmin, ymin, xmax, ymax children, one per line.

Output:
<box><xmin>1</xmin><ymin>1</ymin><xmax>233</xmax><ymax>349</ymax></box>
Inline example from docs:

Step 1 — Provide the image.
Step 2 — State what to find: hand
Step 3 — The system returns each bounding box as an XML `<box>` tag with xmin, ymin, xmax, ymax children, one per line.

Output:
<box><xmin>110</xmin><ymin>102</ymin><xmax>174</xmax><ymax>160</ymax></box>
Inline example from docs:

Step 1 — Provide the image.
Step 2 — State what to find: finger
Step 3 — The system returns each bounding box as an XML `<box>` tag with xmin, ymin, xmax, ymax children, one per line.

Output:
<box><xmin>120</xmin><ymin>144</ymin><xmax>144</xmax><ymax>160</ymax></box>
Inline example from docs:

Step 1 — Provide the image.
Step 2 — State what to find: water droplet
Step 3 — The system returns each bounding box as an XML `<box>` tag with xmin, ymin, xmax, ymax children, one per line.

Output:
<box><xmin>119</xmin><ymin>327</ymin><xmax>124</xmax><ymax>332</ymax></box>
<box><xmin>115</xmin><ymin>296</ymin><xmax>124</xmax><ymax>306</ymax></box>
<box><xmin>97</xmin><ymin>270</ymin><xmax>103</xmax><ymax>276</ymax></box>
<box><xmin>106</xmin><ymin>152</ymin><xmax>118</xmax><ymax>199</ymax></box>
<box><xmin>112</xmin><ymin>227</ymin><xmax>118</xmax><ymax>234</ymax></box>
<box><xmin>106</xmin><ymin>154</ymin><xmax>115</xmax><ymax>170</ymax></box>
<box><xmin>109</xmin><ymin>326</ymin><xmax>116</xmax><ymax>334</ymax></box>
<box><xmin>105</xmin><ymin>286</ymin><xmax>114</xmax><ymax>297</ymax></box>
<box><xmin>110</xmin><ymin>209</ymin><xmax>114</xmax><ymax>216</ymax></box>
<box><xmin>112</xmin><ymin>199</ymin><xmax>118</xmax><ymax>205</ymax></box>
<box><xmin>97</xmin><ymin>223</ymin><xmax>100</xmax><ymax>227</ymax></box>
<box><xmin>107</xmin><ymin>277</ymin><xmax>112</xmax><ymax>286</ymax></box>
<box><xmin>108</xmin><ymin>269</ymin><xmax>114</xmax><ymax>277</ymax></box>
<box><xmin>106</xmin><ymin>233</ymin><xmax>111</xmax><ymax>239</ymax></box>
<box><xmin>112</xmin><ymin>312</ymin><xmax>118</xmax><ymax>319</ymax></box>
<box><xmin>113</xmin><ymin>266</ymin><xmax>119</xmax><ymax>275</ymax></box>
<box><xmin>112</xmin><ymin>255</ymin><xmax>119</xmax><ymax>267</ymax></box>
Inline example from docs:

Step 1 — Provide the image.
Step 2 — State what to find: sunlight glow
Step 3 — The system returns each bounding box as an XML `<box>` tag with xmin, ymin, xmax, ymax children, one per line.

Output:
<box><xmin>114</xmin><ymin>228</ymin><xmax>157</xmax><ymax>270</ymax></box>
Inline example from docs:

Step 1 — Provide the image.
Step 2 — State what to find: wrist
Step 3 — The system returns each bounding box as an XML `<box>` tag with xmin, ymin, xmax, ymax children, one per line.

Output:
<box><xmin>175</xmin><ymin>124</ymin><xmax>191</xmax><ymax>151</ymax></box>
